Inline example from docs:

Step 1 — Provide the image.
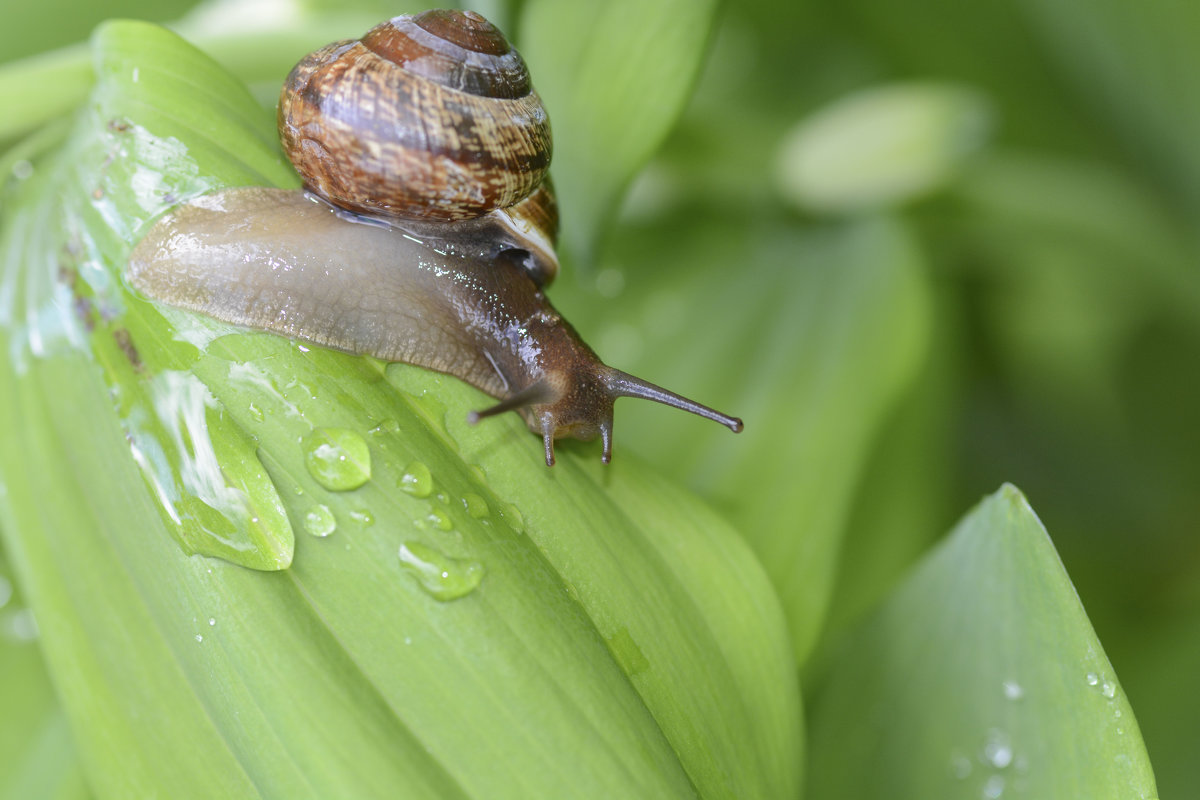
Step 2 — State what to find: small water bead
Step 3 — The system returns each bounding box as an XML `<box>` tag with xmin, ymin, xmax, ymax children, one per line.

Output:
<box><xmin>462</xmin><ymin>493</ymin><xmax>490</xmax><ymax>520</ymax></box>
<box><xmin>208</xmin><ymin>617</ymin><xmax>216</xmax><ymax>626</ymax></box>
<box><xmin>399</xmin><ymin>461</ymin><xmax>433</xmax><ymax>497</ymax></box>
<box><xmin>304</xmin><ymin>504</ymin><xmax>337</xmax><ymax>537</ymax></box>
<box><xmin>397</xmin><ymin>542</ymin><xmax>484</xmax><ymax>601</ymax></box>
<box><xmin>370</xmin><ymin>418</ymin><xmax>401</xmax><ymax>435</ymax></box>
<box><xmin>1085</xmin><ymin>672</ymin><xmax>1099</xmax><ymax>686</ymax></box>
<box><xmin>303</xmin><ymin>428</ymin><xmax>371</xmax><ymax>491</ymax></box>
<box><xmin>194</xmin><ymin>634</ymin><xmax>204</xmax><ymax>643</ymax></box>
<box><xmin>498</xmin><ymin>502</ymin><xmax>525</xmax><ymax>534</ymax></box>
<box><xmin>247</xmin><ymin>402</ymin><xmax>265</xmax><ymax>423</ymax></box>
<box><xmin>1101</xmin><ymin>681</ymin><xmax>1117</xmax><ymax>699</ymax></box>
<box><xmin>349</xmin><ymin>508</ymin><xmax>375</xmax><ymax>527</ymax></box>
<box><xmin>414</xmin><ymin>507</ymin><xmax>453</xmax><ymax>532</ymax></box>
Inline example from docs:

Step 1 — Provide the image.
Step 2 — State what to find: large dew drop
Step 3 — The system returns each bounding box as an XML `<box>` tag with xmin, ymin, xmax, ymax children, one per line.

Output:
<box><xmin>399</xmin><ymin>461</ymin><xmax>433</xmax><ymax>497</ymax></box>
<box><xmin>302</xmin><ymin>427</ymin><xmax>371</xmax><ymax>491</ymax></box>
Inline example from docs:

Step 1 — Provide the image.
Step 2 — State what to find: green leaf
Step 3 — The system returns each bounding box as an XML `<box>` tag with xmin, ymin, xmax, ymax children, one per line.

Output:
<box><xmin>1015</xmin><ymin>0</ymin><xmax>1200</xmax><ymax>214</ymax></box>
<box><xmin>0</xmin><ymin>19</ymin><xmax>801</xmax><ymax>799</ymax></box>
<box><xmin>519</xmin><ymin>0</ymin><xmax>720</xmax><ymax>264</ymax></box>
<box><xmin>0</xmin><ymin>44</ymin><xmax>93</xmax><ymax>145</ymax></box>
<box><xmin>557</xmin><ymin>212</ymin><xmax>933</xmax><ymax>662</ymax></box>
<box><xmin>0</xmin><ymin>558</ymin><xmax>90</xmax><ymax>800</ymax></box>
<box><xmin>806</xmin><ymin>484</ymin><xmax>1159</xmax><ymax>799</ymax></box>
<box><xmin>775</xmin><ymin>82</ymin><xmax>993</xmax><ymax>214</ymax></box>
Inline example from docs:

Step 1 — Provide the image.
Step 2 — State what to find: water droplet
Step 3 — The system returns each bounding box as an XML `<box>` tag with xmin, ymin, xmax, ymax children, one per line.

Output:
<box><xmin>1002</xmin><ymin>680</ymin><xmax>1023</xmax><ymax>700</ymax></box>
<box><xmin>499</xmin><ymin>502</ymin><xmax>525</xmax><ymax>534</ymax></box>
<box><xmin>194</xmin><ymin>634</ymin><xmax>204</xmax><ymax>643</ymax></box>
<box><xmin>303</xmin><ymin>504</ymin><xmax>337</xmax><ymax>537</ymax></box>
<box><xmin>982</xmin><ymin>774</ymin><xmax>1005</xmax><ymax>799</ymax></box>
<box><xmin>399</xmin><ymin>462</ymin><xmax>433</xmax><ymax>497</ymax></box>
<box><xmin>349</xmin><ymin>508</ymin><xmax>375</xmax><ymax>527</ymax></box>
<box><xmin>462</xmin><ymin>493</ymin><xmax>490</xmax><ymax>519</ymax></box>
<box><xmin>414</xmin><ymin>506</ymin><xmax>453</xmax><ymax>532</ymax></box>
<box><xmin>1101</xmin><ymin>681</ymin><xmax>1116</xmax><ymax>699</ymax></box>
<box><xmin>1085</xmin><ymin>672</ymin><xmax>1099</xmax><ymax>686</ymax></box>
<box><xmin>982</xmin><ymin>729</ymin><xmax>1013</xmax><ymax>769</ymax></box>
<box><xmin>11</xmin><ymin>160</ymin><xmax>34</xmax><ymax>181</ymax></box>
<box><xmin>247</xmin><ymin>402</ymin><xmax>264</xmax><ymax>423</ymax></box>
<box><xmin>208</xmin><ymin>617</ymin><xmax>216</xmax><ymax>626</ymax></box>
<box><xmin>370</xmin><ymin>418</ymin><xmax>400</xmax><ymax>435</ymax></box>
<box><xmin>397</xmin><ymin>541</ymin><xmax>484</xmax><ymax>601</ymax></box>
<box><xmin>303</xmin><ymin>428</ymin><xmax>371</xmax><ymax>490</ymax></box>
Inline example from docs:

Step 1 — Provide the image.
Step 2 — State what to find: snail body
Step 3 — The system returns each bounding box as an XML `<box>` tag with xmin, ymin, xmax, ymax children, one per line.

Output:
<box><xmin>128</xmin><ymin>10</ymin><xmax>741</xmax><ymax>465</ymax></box>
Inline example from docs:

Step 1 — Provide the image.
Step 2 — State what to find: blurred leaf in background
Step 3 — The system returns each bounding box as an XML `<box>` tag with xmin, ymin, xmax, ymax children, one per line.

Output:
<box><xmin>807</xmin><ymin>485</ymin><xmax>1157</xmax><ymax>799</ymax></box>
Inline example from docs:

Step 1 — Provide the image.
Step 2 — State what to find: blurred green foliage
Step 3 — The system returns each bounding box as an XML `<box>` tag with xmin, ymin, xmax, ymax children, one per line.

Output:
<box><xmin>2</xmin><ymin>0</ymin><xmax>1197</xmax><ymax>796</ymax></box>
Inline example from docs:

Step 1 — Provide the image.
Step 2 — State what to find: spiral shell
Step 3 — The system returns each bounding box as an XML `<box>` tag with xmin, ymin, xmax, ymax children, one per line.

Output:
<box><xmin>278</xmin><ymin>9</ymin><xmax>552</xmax><ymax>224</ymax></box>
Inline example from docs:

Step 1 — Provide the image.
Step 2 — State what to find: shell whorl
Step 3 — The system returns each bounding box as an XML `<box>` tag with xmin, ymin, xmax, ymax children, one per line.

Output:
<box><xmin>278</xmin><ymin>9</ymin><xmax>553</xmax><ymax>223</ymax></box>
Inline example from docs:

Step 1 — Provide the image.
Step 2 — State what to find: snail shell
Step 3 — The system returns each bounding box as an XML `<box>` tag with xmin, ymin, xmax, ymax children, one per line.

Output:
<box><xmin>128</xmin><ymin>10</ymin><xmax>742</xmax><ymax>465</ymax></box>
<box><xmin>279</xmin><ymin>9</ymin><xmax>551</xmax><ymax>224</ymax></box>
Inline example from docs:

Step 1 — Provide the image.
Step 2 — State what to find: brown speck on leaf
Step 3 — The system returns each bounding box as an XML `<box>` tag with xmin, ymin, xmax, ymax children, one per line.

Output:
<box><xmin>58</xmin><ymin>264</ymin><xmax>97</xmax><ymax>331</ymax></box>
<box><xmin>76</xmin><ymin>297</ymin><xmax>97</xmax><ymax>331</ymax></box>
<box><xmin>107</xmin><ymin>118</ymin><xmax>131</xmax><ymax>133</ymax></box>
<box><xmin>113</xmin><ymin>328</ymin><xmax>142</xmax><ymax>370</ymax></box>
<box><xmin>92</xmin><ymin>188</ymin><xmax>104</xmax><ymax>200</ymax></box>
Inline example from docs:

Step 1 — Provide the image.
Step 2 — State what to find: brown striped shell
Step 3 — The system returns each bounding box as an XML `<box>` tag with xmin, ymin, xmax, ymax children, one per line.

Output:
<box><xmin>278</xmin><ymin>10</ymin><xmax>552</xmax><ymax>225</ymax></box>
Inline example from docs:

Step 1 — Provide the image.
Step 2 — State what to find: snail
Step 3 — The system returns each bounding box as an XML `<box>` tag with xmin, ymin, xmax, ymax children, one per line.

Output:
<box><xmin>128</xmin><ymin>9</ymin><xmax>742</xmax><ymax>466</ymax></box>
